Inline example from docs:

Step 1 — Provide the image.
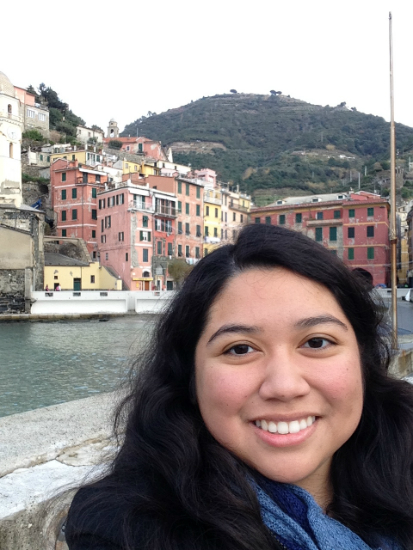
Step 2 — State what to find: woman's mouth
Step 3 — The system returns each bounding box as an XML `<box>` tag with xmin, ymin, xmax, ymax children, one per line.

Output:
<box><xmin>254</xmin><ymin>416</ymin><xmax>316</xmax><ymax>435</ymax></box>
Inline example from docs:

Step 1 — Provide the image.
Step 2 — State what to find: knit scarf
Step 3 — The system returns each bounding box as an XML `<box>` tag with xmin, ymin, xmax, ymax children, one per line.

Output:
<box><xmin>255</xmin><ymin>479</ymin><xmax>401</xmax><ymax>550</ymax></box>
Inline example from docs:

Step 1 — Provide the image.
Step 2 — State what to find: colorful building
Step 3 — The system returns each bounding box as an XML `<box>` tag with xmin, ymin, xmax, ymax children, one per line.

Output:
<box><xmin>203</xmin><ymin>186</ymin><xmax>222</xmax><ymax>255</ymax></box>
<box><xmin>96</xmin><ymin>182</ymin><xmax>177</xmax><ymax>290</ymax></box>
<box><xmin>221</xmin><ymin>184</ymin><xmax>251</xmax><ymax>243</ymax></box>
<box><xmin>251</xmin><ymin>191</ymin><xmax>390</xmax><ymax>286</ymax></box>
<box><xmin>50</xmin><ymin>148</ymin><xmax>104</xmax><ymax>168</ymax></box>
<box><xmin>51</xmin><ymin>158</ymin><xmax>107</xmax><ymax>257</ymax></box>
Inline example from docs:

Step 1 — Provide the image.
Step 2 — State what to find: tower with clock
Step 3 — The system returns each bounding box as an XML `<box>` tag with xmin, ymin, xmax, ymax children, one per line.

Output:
<box><xmin>0</xmin><ymin>71</ymin><xmax>23</xmax><ymax>208</ymax></box>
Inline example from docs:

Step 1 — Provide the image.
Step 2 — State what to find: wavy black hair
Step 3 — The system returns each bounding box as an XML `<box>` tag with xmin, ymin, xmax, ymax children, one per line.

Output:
<box><xmin>67</xmin><ymin>224</ymin><xmax>413</xmax><ymax>550</ymax></box>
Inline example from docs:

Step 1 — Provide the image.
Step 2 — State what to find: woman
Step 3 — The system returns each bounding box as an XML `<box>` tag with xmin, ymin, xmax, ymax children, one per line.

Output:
<box><xmin>66</xmin><ymin>224</ymin><xmax>413</xmax><ymax>550</ymax></box>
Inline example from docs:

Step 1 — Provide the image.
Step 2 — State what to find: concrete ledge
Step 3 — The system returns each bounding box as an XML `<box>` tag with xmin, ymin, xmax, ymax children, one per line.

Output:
<box><xmin>0</xmin><ymin>393</ymin><xmax>119</xmax><ymax>549</ymax></box>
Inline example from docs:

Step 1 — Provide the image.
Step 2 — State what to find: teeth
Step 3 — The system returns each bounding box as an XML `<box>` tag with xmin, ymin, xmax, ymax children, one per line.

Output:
<box><xmin>255</xmin><ymin>416</ymin><xmax>316</xmax><ymax>435</ymax></box>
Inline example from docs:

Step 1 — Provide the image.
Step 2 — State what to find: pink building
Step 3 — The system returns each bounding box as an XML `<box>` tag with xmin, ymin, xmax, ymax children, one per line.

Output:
<box><xmin>251</xmin><ymin>191</ymin><xmax>390</xmax><ymax>286</ymax></box>
<box><xmin>103</xmin><ymin>136</ymin><xmax>168</xmax><ymax>161</ymax></box>
<box><xmin>51</xmin><ymin>159</ymin><xmax>107</xmax><ymax>257</ymax></box>
<box><xmin>97</xmin><ymin>182</ymin><xmax>176</xmax><ymax>290</ymax></box>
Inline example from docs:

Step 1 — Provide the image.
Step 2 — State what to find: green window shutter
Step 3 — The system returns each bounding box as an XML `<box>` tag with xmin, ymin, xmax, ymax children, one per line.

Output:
<box><xmin>265</xmin><ymin>216</ymin><xmax>271</xmax><ymax>225</ymax></box>
<box><xmin>255</xmin><ymin>217</ymin><xmax>261</xmax><ymax>224</ymax></box>
<box><xmin>72</xmin><ymin>188</ymin><xmax>77</xmax><ymax>199</ymax></box>
<box><xmin>92</xmin><ymin>188</ymin><xmax>97</xmax><ymax>198</ymax></box>
<box><xmin>178</xmin><ymin>201</ymin><xmax>182</xmax><ymax>213</ymax></box>
<box><xmin>168</xmin><ymin>242</ymin><xmax>172</xmax><ymax>255</ymax></box>
<box><xmin>348</xmin><ymin>248</ymin><xmax>354</xmax><ymax>260</ymax></box>
<box><xmin>349</xmin><ymin>209</ymin><xmax>355</xmax><ymax>218</ymax></box>
<box><xmin>62</xmin><ymin>210</ymin><xmax>66</xmax><ymax>221</ymax></box>
<box><xmin>148</xmin><ymin>232</ymin><xmax>151</xmax><ymax>242</ymax></box>
<box><xmin>196</xmin><ymin>204</ymin><xmax>200</xmax><ymax>216</ymax></box>
<box><xmin>186</xmin><ymin>183</ymin><xmax>189</xmax><ymax>196</ymax></box>
<box><xmin>62</xmin><ymin>190</ymin><xmax>66</xmax><ymax>200</ymax></box>
<box><xmin>178</xmin><ymin>182</ymin><xmax>182</xmax><ymax>193</ymax></box>
<box><xmin>315</xmin><ymin>227</ymin><xmax>322</xmax><ymax>242</ymax></box>
<box><xmin>295</xmin><ymin>213</ymin><xmax>302</xmax><ymax>223</ymax></box>
<box><xmin>62</xmin><ymin>172</ymin><xmax>66</xmax><ymax>182</ymax></box>
<box><xmin>196</xmin><ymin>187</ymin><xmax>200</xmax><ymax>198</ymax></box>
<box><xmin>329</xmin><ymin>227</ymin><xmax>337</xmax><ymax>241</ymax></box>
<box><xmin>62</xmin><ymin>229</ymin><xmax>66</xmax><ymax>237</ymax></box>
<box><xmin>367</xmin><ymin>207</ymin><xmax>374</xmax><ymax>217</ymax></box>
<box><xmin>279</xmin><ymin>214</ymin><xmax>285</xmax><ymax>225</ymax></box>
<box><xmin>186</xmin><ymin>203</ymin><xmax>189</xmax><ymax>214</ymax></box>
<box><xmin>367</xmin><ymin>247</ymin><xmax>374</xmax><ymax>260</ymax></box>
<box><xmin>140</xmin><ymin>231</ymin><xmax>143</xmax><ymax>241</ymax></box>
<box><xmin>334</xmin><ymin>210</ymin><xmax>341</xmax><ymax>219</ymax></box>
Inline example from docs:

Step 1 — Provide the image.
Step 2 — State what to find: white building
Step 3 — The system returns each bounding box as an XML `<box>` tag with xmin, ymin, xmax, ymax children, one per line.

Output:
<box><xmin>0</xmin><ymin>71</ymin><xmax>23</xmax><ymax>207</ymax></box>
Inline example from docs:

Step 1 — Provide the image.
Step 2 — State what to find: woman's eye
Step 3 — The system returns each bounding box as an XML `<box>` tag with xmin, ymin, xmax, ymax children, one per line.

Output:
<box><xmin>226</xmin><ymin>344</ymin><xmax>254</xmax><ymax>355</ymax></box>
<box><xmin>303</xmin><ymin>337</ymin><xmax>331</xmax><ymax>349</ymax></box>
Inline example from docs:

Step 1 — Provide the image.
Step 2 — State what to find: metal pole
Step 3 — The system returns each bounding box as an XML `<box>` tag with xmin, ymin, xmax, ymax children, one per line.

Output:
<box><xmin>389</xmin><ymin>12</ymin><xmax>398</xmax><ymax>348</ymax></box>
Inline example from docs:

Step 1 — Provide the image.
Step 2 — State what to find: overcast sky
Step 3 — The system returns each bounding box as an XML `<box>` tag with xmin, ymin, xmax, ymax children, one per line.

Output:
<box><xmin>3</xmin><ymin>0</ymin><xmax>412</xmax><ymax>135</ymax></box>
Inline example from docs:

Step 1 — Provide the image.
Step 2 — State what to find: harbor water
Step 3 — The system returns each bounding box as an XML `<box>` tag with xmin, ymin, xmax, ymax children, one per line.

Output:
<box><xmin>0</xmin><ymin>316</ymin><xmax>155</xmax><ymax>418</ymax></box>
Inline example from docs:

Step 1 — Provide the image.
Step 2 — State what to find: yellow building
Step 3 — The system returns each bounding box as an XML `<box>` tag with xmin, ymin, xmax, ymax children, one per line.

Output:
<box><xmin>120</xmin><ymin>159</ymin><xmax>160</xmax><ymax>176</ymax></box>
<box><xmin>50</xmin><ymin>149</ymin><xmax>103</xmax><ymax>166</ymax></box>
<box><xmin>204</xmin><ymin>187</ymin><xmax>222</xmax><ymax>255</ymax></box>
<box><xmin>44</xmin><ymin>253</ymin><xmax>121</xmax><ymax>290</ymax></box>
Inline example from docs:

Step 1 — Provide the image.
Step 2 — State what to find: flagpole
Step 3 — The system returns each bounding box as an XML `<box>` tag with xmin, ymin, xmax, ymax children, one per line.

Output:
<box><xmin>389</xmin><ymin>12</ymin><xmax>398</xmax><ymax>349</ymax></box>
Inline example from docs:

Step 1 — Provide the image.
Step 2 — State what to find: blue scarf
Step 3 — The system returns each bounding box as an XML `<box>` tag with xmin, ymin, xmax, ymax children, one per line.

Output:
<box><xmin>255</xmin><ymin>479</ymin><xmax>401</xmax><ymax>550</ymax></box>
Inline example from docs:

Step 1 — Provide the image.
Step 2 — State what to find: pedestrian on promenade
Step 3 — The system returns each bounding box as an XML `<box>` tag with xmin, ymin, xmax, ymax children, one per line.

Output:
<box><xmin>45</xmin><ymin>284</ymin><xmax>49</xmax><ymax>291</ymax></box>
<box><xmin>66</xmin><ymin>224</ymin><xmax>413</xmax><ymax>550</ymax></box>
<box><xmin>55</xmin><ymin>284</ymin><xmax>61</xmax><ymax>291</ymax></box>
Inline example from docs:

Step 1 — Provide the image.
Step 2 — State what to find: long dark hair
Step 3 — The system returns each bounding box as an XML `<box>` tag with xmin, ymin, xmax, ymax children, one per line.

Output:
<box><xmin>68</xmin><ymin>224</ymin><xmax>413</xmax><ymax>550</ymax></box>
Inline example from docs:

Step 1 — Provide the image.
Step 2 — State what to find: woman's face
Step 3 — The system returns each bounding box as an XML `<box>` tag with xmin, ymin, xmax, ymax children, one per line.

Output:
<box><xmin>195</xmin><ymin>268</ymin><xmax>363</xmax><ymax>504</ymax></box>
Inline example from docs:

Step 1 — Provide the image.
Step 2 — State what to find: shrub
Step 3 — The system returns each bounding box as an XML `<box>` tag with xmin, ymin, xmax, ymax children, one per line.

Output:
<box><xmin>22</xmin><ymin>129</ymin><xmax>44</xmax><ymax>142</ymax></box>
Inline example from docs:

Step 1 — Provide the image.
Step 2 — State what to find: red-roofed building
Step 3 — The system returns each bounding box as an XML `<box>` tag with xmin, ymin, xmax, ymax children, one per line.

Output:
<box><xmin>250</xmin><ymin>191</ymin><xmax>390</xmax><ymax>286</ymax></box>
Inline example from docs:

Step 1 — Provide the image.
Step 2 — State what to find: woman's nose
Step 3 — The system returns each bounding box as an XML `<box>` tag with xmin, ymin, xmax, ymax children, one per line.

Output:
<box><xmin>258</xmin><ymin>351</ymin><xmax>311</xmax><ymax>402</ymax></box>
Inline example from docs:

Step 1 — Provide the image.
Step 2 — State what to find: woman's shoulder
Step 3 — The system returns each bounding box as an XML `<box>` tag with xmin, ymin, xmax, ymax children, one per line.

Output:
<box><xmin>65</xmin><ymin>480</ymin><xmax>150</xmax><ymax>550</ymax></box>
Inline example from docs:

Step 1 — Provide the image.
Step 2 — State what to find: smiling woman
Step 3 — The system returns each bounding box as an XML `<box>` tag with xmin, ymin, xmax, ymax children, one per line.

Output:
<box><xmin>66</xmin><ymin>225</ymin><xmax>413</xmax><ymax>550</ymax></box>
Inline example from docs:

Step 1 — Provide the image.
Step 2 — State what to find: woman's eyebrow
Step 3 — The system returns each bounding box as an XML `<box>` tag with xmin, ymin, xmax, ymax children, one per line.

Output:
<box><xmin>207</xmin><ymin>324</ymin><xmax>261</xmax><ymax>344</ymax></box>
<box><xmin>294</xmin><ymin>315</ymin><xmax>348</xmax><ymax>331</ymax></box>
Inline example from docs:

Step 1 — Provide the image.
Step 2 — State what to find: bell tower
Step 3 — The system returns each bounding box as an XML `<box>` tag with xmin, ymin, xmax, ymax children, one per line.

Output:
<box><xmin>107</xmin><ymin>118</ymin><xmax>119</xmax><ymax>139</ymax></box>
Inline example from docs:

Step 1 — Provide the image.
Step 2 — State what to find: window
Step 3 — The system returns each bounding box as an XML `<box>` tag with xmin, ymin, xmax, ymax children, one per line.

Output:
<box><xmin>196</xmin><ymin>224</ymin><xmax>201</xmax><ymax>237</ymax></box>
<box><xmin>72</xmin><ymin>188</ymin><xmax>77</xmax><ymax>199</ymax></box>
<box><xmin>315</xmin><ymin>227</ymin><xmax>322</xmax><ymax>242</ymax></box>
<box><xmin>186</xmin><ymin>203</ymin><xmax>190</xmax><ymax>215</ymax></box>
<box><xmin>178</xmin><ymin>222</ymin><xmax>183</xmax><ymax>234</ymax></box>
<box><xmin>196</xmin><ymin>187</ymin><xmax>200</xmax><ymax>199</ymax></box>
<box><xmin>39</xmin><ymin>113</ymin><xmax>45</xmax><ymax>122</ymax></box>
<box><xmin>367</xmin><ymin>207</ymin><xmax>374</xmax><ymax>217</ymax></box>
<box><xmin>40</xmin><ymin>154</ymin><xmax>43</xmax><ymax>161</ymax></box>
<box><xmin>186</xmin><ymin>245</ymin><xmax>190</xmax><ymax>257</ymax></box>
<box><xmin>119</xmin><ymin>232</ymin><xmax>124</xmax><ymax>241</ymax></box>
<box><xmin>92</xmin><ymin>188</ymin><xmax>97</xmax><ymax>198</ymax></box>
<box><xmin>178</xmin><ymin>181</ymin><xmax>182</xmax><ymax>194</ymax></box>
<box><xmin>255</xmin><ymin>217</ymin><xmax>261</xmax><ymax>224</ymax></box>
<box><xmin>101</xmin><ymin>219</ymin><xmax>104</xmax><ymax>232</ymax></box>
<box><xmin>82</xmin><ymin>173</ymin><xmax>88</xmax><ymax>184</ymax></box>
<box><xmin>196</xmin><ymin>204</ymin><xmax>200</xmax><ymax>216</ymax></box>
<box><xmin>143</xmin><ymin>249</ymin><xmax>149</xmax><ymax>262</ymax></box>
<box><xmin>367</xmin><ymin>226</ymin><xmax>374</xmax><ymax>238</ymax></box>
<box><xmin>92</xmin><ymin>209</ymin><xmax>97</xmax><ymax>220</ymax></box>
<box><xmin>233</xmin><ymin>212</ymin><xmax>237</xmax><ymax>222</ymax></box>
<box><xmin>140</xmin><ymin>231</ymin><xmax>151</xmax><ymax>241</ymax></box>
<box><xmin>214</xmin><ymin>227</ymin><xmax>218</xmax><ymax>238</ymax></box>
<box><xmin>186</xmin><ymin>183</ymin><xmax>190</xmax><ymax>196</ymax></box>
<box><xmin>205</xmin><ymin>226</ymin><xmax>209</xmax><ymax>237</ymax></box>
<box><xmin>92</xmin><ymin>230</ymin><xmax>96</xmax><ymax>238</ymax></box>
<box><xmin>316</xmin><ymin>212</ymin><xmax>323</xmax><ymax>220</ymax></box>
<box><xmin>178</xmin><ymin>201</ymin><xmax>182</xmax><ymax>213</ymax></box>
<box><xmin>119</xmin><ymin>194</ymin><xmax>124</xmax><ymax>205</ymax></box>
<box><xmin>61</xmin><ymin>190</ymin><xmax>66</xmax><ymax>200</ymax></box>
<box><xmin>168</xmin><ymin>242</ymin><xmax>173</xmax><ymax>256</ymax></box>
<box><xmin>61</xmin><ymin>210</ymin><xmax>67</xmax><ymax>221</ymax></box>
<box><xmin>329</xmin><ymin>227</ymin><xmax>337</xmax><ymax>241</ymax></box>
<box><xmin>349</xmin><ymin>209</ymin><xmax>355</xmax><ymax>218</ymax></box>
<box><xmin>62</xmin><ymin>172</ymin><xmax>66</xmax><ymax>182</ymax></box>
<box><xmin>295</xmin><ymin>213</ymin><xmax>302</xmax><ymax>223</ymax></box>
<box><xmin>72</xmin><ymin>154</ymin><xmax>76</xmax><ymax>161</ymax></box>
<box><xmin>367</xmin><ymin>247</ymin><xmax>374</xmax><ymax>260</ymax></box>
<box><xmin>27</xmin><ymin>108</ymin><xmax>35</xmax><ymax>118</ymax></box>
<box><xmin>9</xmin><ymin>143</ymin><xmax>13</xmax><ymax>158</ymax></box>
<box><xmin>157</xmin><ymin>241</ymin><xmax>162</xmax><ymax>255</ymax></box>
<box><xmin>143</xmin><ymin>216</ymin><xmax>148</xmax><ymax>228</ymax></box>
<box><xmin>196</xmin><ymin>247</ymin><xmax>200</xmax><ymax>259</ymax></box>
<box><xmin>178</xmin><ymin>244</ymin><xmax>182</xmax><ymax>257</ymax></box>
<box><xmin>101</xmin><ymin>235</ymin><xmax>106</xmax><ymax>243</ymax></box>
<box><xmin>334</xmin><ymin>210</ymin><xmax>341</xmax><ymax>219</ymax></box>
<box><xmin>279</xmin><ymin>214</ymin><xmax>285</xmax><ymax>225</ymax></box>
<box><xmin>185</xmin><ymin>223</ymin><xmax>190</xmax><ymax>235</ymax></box>
<box><xmin>99</xmin><ymin>199</ymin><xmax>105</xmax><ymax>209</ymax></box>
<box><xmin>348</xmin><ymin>248</ymin><xmax>354</xmax><ymax>260</ymax></box>
<box><xmin>125</xmin><ymin>253</ymin><xmax>128</xmax><ymax>261</ymax></box>
<box><xmin>105</xmin><ymin>253</ymin><xmax>109</xmax><ymax>260</ymax></box>
<box><xmin>206</xmin><ymin>205</ymin><xmax>210</xmax><ymax>216</ymax></box>
<box><xmin>240</xmin><ymin>214</ymin><xmax>244</xmax><ymax>223</ymax></box>
<box><xmin>348</xmin><ymin>227</ymin><xmax>355</xmax><ymax>238</ymax></box>
<box><xmin>62</xmin><ymin>229</ymin><xmax>66</xmax><ymax>237</ymax></box>
<box><xmin>215</xmin><ymin>208</ymin><xmax>218</xmax><ymax>218</ymax></box>
<box><xmin>105</xmin><ymin>215</ymin><xmax>111</xmax><ymax>228</ymax></box>
<box><xmin>90</xmin><ymin>275</ymin><xmax>95</xmax><ymax>284</ymax></box>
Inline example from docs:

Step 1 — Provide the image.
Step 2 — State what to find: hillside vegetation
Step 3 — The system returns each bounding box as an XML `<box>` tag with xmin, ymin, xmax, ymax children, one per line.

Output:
<box><xmin>122</xmin><ymin>93</ymin><xmax>413</xmax><ymax>203</ymax></box>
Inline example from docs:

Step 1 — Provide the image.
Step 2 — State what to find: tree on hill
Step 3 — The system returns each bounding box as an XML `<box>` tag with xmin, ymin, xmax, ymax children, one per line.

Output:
<box><xmin>230</xmin><ymin>89</ymin><xmax>237</xmax><ymax>94</ymax></box>
<box><xmin>109</xmin><ymin>140</ymin><xmax>123</xmax><ymax>150</ymax></box>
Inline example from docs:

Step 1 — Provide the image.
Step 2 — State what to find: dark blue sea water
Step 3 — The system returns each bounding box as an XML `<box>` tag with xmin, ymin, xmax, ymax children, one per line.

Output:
<box><xmin>0</xmin><ymin>316</ymin><xmax>154</xmax><ymax>417</ymax></box>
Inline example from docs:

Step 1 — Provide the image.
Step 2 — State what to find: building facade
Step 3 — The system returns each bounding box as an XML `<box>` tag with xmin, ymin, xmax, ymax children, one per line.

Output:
<box><xmin>51</xmin><ymin>159</ymin><xmax>107</xmax><ymax>257</ymax></box>
<box><xmin>251</xmin><ymin>191</ymin><xmax>390</xmax><ymax>286</ymax></box>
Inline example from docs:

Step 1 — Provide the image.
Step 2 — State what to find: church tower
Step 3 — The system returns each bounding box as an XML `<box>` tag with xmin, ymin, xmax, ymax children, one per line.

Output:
<box><xmin>107</xmin><ymin>118</ymin><xmax>119</xmax><ymax>139</ymax></box>
<box><xmin>0</xmin><ymin>71</ymin><xmax>23</xmax><ymax>208</ymax></box>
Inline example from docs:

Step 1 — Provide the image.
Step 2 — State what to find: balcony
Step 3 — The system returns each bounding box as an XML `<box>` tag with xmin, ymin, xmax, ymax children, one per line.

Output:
<box><xmin>204</xmin><ymin>195</ymin><xmax>221</xmax><ymax>206</ymax></box>
<box><xmin>204</xmin><ymin>236</ymin><xmax>221</xmax><ymax>244</ymax></box>
<box><xmin>128</xmin><ymin>200</ymin><xmax>154</xmax><ymax>212</ymax></box>
<box><xmin>155</xmin><ymin>204</ymin><xmax>177</xmax><ymax>217</ymax></box>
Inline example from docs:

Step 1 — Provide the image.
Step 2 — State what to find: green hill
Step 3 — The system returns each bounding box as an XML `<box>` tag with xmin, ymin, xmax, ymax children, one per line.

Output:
<box><xmin>122</xmin><ymin>93</ymin><xmax>413</xmax><ymax>203</ymax></box>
